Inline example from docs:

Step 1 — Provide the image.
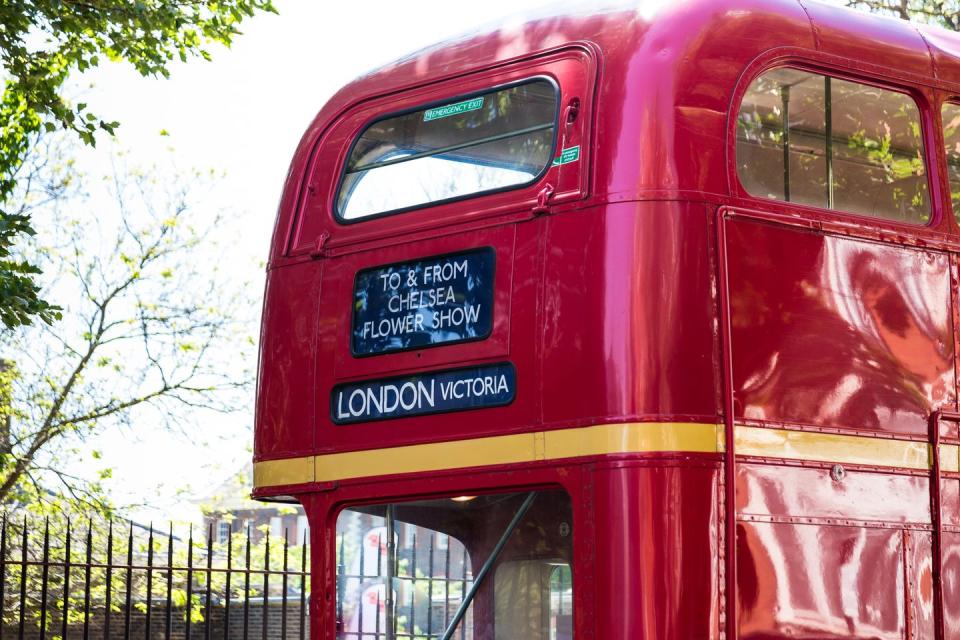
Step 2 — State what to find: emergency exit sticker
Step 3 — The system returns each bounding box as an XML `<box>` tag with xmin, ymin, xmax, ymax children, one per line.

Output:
<box><xmin>423</xmin><ymin>97</ymin><xmax>484</xmax><ymax>122</ymax></box>
<box><xmin>552</xmin><ymin>145</ymin><xmax>581</xmax><ymax>166</ymax></box>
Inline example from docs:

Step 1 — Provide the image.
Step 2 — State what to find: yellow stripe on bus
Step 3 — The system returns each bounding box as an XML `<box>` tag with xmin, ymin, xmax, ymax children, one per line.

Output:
<box><xmin>252</xmin><ymin>422</ymin><xmax>957</xmax><ymax>490</ymax></box>
<box><xmin>734</xmin><ymin>425</ymin><xmax>931</xmax><ymax>470</ymax></box>
<box><xmin>253</xmin><ymin>455</ymin><xmax>315</xmax><ymax>488</ymax></box>
<box><xmin>254</xmin><ymin>422</ymin><xmax>719</xmax><ymax>488</ymax></box>
<box><xmin>942</xmin><ymin>444</ymin><xmax>960</xmax><ymax>473</ymax></box>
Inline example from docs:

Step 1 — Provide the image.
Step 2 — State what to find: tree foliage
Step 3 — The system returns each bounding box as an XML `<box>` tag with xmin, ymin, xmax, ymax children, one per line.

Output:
<box><xmin>846</xmin><ymin>0</ymin><xmax>960</xmax><ymax>30</ymax></box>
<box><xmin>0</xmin><ymin>136</ymin><xmax>254</xmax><ymax>514</ymax></box>
<box><xmin>0</xmin><ymin>0</ymin><xmax>275</xmax><ymax>330</ymax></box>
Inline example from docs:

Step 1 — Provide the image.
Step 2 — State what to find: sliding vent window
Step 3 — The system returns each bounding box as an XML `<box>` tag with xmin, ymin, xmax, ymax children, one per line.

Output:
<box><xmin>335</xmin><ymin>490</ymin><xmax>574</xmax><ymax>640</ymax></box>
<box><xmin>737</xmin><ymin>69</ymin><xmax>929</xmax><ymax>223</ymax></box>
<box><xmin>337</xmin><ymin>80</ymin><xmax>558</xmax><ymax>221</ymax></box>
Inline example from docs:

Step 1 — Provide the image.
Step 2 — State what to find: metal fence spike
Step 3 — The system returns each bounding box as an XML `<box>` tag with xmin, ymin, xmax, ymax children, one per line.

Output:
<box><xmin>18</xmin><ymin>517</ymin><xmax>28</xmax><ymax>640</ymax></box>
<box><xmin>39</xmin><ymin>519</ymin><xmax>49</xmax><ymax>640</ymax></box>
<box><xmin>63</xmin><ymin>519</ymin><xmax>72</xmax><ymax>640</ymax></box>
<box><xmin>105</xmin><ymin>520</ymin><xmax>114</xmax><ymax>640</ymax></box>
<box><xmin>166</xmin><ymin>523</ymin><xmax>174</xmax><ymax>640</ymax></box>
<box><xmin>205</xmin><ymin>523</ymin><xmax>213</xmax><ymax>640</ymax></box>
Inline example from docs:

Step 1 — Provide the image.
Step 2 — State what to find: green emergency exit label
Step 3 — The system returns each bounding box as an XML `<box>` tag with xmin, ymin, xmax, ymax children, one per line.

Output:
<box><xmin>552</xmin><ymin>145</ymin><xmax>581</xmax><ymax>166</ymax></box>
<box><xmin>423</xmin><ymin>97</ymin><xmax>484</xmax><ymax>122</ymax></box>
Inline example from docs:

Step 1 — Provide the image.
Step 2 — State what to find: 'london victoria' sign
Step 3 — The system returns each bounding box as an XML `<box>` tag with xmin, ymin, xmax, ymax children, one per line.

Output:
<box><xmin>331</xmin><ymin>363</ymin><xmax>515</xmax><ymax>424</ymax></box>
<box><xmin>352</xmin><ymin>248</ymin><xmax>495</xmax><ymax>356</ymax></box>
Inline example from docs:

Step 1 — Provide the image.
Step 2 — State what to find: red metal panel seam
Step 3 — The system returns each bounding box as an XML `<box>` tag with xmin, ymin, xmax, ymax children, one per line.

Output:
<box><xmin>794</xmin><ymin>0</ymin><xmax>823</xmax><ymax>50</ymax></box>
<box><xmin>716</xmin><ymin>208</ymin><xmax>738</xmax><ymax>640</ymax></box>
<box><xmin>535</xmin><ymin>216</ymin><xmax>548</xmax><ymax>427</ymax></box>
<box><xmin>950</xmin><ymin>247</ymin><xmax>960</xmax><ymax>415</ymax></box>
<box><xmin>915</xmin><ymin>26</ymin><xmax>940</xmax><ymax>81</ymax></box>
<box><xmin>931</xmin><ymin>410</ymin><xmax>947</xmax><ymax>640</ymax></box>
<box><xmin>904</xmin><ymin>528</ymin><xmax>914</xmax><ymax>640</ymax></box>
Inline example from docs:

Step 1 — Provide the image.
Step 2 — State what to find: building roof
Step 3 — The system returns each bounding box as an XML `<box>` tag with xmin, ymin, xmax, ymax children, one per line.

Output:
<box><xmin>197</xmin><ymin>463</ymin><xmax>274</xmax><ymax>513</ymax></box>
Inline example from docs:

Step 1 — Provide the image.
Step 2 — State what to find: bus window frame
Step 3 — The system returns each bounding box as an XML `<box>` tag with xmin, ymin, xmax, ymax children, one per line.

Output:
<box><xmin>324</xmin><ymin>473</ymin><xmax>587</xmax><ymax>640</ymax></box>
<box><xmin>333</xmin><ymin>75</ymin><xmax>562</xmax><ymax>225</ymax></box>
<box><xmin>727</xmin><ymin>50</ymin><xmax>948</xmax><ymax>237</ymax></box>
<box><xmin>937</xmin><ymin>95</ymin><xmax>960</xmax><ymax>227</ymax></box>
<box><xmin>287</xmin><ymin>44</ymin><xmax>598</xmax><ymax>258</ymax></box>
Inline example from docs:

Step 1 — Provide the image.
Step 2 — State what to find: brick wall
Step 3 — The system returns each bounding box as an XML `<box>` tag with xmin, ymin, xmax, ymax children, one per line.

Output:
<box><xmin>3</xmin><ymin>600</ymin><xmax>310</xmax><ymax>640</ymax></box>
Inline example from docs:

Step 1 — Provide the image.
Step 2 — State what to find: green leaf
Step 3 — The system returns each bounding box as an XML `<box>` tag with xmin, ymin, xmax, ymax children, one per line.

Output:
<box><xmin>0</xmin><ymin>0</ymin><xmax>275</xmax><ymax>330</ymax></box>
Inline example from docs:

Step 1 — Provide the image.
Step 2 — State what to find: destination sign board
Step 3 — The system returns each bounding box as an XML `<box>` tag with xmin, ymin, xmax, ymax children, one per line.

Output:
<box><xmin>331</xmin><ymin>363</ymin><xmax>515</xmax><ymax>425</ymax></box>
<box><xmin>352</xmin><ymin>248</ymin><xmax>495</xmax><ymax>356</ymax></box>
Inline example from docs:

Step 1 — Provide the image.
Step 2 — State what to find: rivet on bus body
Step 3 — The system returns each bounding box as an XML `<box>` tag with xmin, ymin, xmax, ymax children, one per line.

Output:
<box><xmin>830</xmin><ymin>464</ymin><xmax>845</xmax><ymax>482</ymax></box>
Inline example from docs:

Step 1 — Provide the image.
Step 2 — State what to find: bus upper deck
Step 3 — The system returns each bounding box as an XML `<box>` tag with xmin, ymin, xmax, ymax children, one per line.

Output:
<box><xmin>256</xmin><ymin>0</ymin><xmax>960</xmax><ymax>468</ymax></box>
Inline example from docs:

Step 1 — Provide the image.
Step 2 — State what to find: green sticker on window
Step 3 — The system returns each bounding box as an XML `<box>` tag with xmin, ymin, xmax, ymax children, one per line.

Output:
<box><xmin>423</xmin><ymin>97</ymin><xmax>485</xmax><ymax>122</ymax></box>
<box><xmin>552</xmin><ymin>145</ymin><xmax>581</xmax><ymax>166</ymax></box>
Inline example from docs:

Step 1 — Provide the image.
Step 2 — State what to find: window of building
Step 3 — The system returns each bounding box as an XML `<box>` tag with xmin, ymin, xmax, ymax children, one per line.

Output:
<box><xmin>297</xmin><ymin>515</ymin><xmax>309</xmax><ymax>546</ymax></box>
<box><xmin>942</xmin><ymin>102</ymin><xmax>960</xmax><ymax>224</ymax></box>
<box><xmin>402</xmin><ymin>522</ymin><xmax>416</xmax><ymax>547</ymax></box>
<box><xmin>550</xmin><ymin>564</ymin><xmax>573</xmax><ymax>640</ymax></box>
<box><xmin>737</xmin><ymin>68</ymin><xmax>929</xmax><ymax>223</ymax></box>
<box><xmin>336</xmin><ymin>79</ymin><xmax>558</xmax><ymax>221</ymax></box>
<box><xmin>335</xmin><ymin>489</ymin><xmax>573</xmax><ymax>640</ymax></box>
<box><xmin>269</xmin><ymin>516</ymin><xmax>282</xmax><ymax>539</ymax></box>
<box><xmin>217</xmin><ymin>520</ymin><xmax>231</xmax><ymax>545</ymax></box>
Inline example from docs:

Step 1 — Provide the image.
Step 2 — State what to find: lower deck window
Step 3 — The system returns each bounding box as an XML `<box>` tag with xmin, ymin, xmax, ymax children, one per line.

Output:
<box><xmin>335</xmin><ymin>489</ymin><xmax>573</xmax><ymax>640</ymax></box>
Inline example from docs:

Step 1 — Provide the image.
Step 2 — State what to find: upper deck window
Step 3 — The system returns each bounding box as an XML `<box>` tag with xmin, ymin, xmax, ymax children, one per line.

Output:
<box><xmin>736</xmin><ymin>68</ymin><xmax>929</xmax><ymax>224</ymax></box>
<box><xmin>941</xmin><ymin>102</ymin><xmax>960</xmax><ymax>224</ymax></box>
<box><xmin>336</xmin><ymin>80</ymin><xmax>558</xmax><ymax>221</ymax></box>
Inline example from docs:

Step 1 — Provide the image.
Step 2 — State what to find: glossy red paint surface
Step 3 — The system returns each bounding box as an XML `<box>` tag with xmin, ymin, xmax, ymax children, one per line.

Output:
<box><xmin>592</xmin><ymin>460</ymin><xmax>721</xmax><ymax>639</ymax></box>
<box><xmin>254</xmin><ymin>0</ymin><xmax>960</xmax><ymax>637</ymax></box>
<box><xmin>736</xmin><ymin>464</ymin><xmax>934</xmax><ymax>636</ymax></box>
<box><xmin>726</xmin><ymin>215</ymin><xmax>955</xmax><ymax>437</ymax></box>
<box><xmin>738</xmin><ymin>523</ymin><xmax>911</xmax><ymax>638</ymax></box>
<box><xmin>255</xmin><ymin>262</ymin><xmax>321</xmax><ymax>458</ymax></box>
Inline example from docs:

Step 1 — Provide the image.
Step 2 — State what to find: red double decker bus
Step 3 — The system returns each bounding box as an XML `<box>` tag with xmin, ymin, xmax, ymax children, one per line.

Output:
<box><xmin>253</xmin><ymin>0</ymin><xmax>960</xmax><ymax>637</ymax></box>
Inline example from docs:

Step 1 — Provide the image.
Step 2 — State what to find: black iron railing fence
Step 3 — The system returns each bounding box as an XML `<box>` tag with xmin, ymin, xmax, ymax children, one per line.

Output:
<box><xmin>2</xmin><ymin>515</ymin><xmax>496</xmax><ymax>640</ymax></box>
<box><xmin>0</xmin><ymin>516</ymin><xmax>309</xmax><ymax>640</ymax></box>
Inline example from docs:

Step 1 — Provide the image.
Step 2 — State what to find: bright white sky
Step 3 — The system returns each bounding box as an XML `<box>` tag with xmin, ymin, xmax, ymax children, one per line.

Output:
<box><xmin>72</xmin><ymin>0</ymin><xmax>563</xmax><ymax>523</ymax></box>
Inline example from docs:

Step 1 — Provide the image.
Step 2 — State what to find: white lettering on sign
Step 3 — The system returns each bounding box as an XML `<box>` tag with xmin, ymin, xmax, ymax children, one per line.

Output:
<box><xmin>334</xmin><ymin>372</ymin><xmax>511</xmax><ymax>422</ymax></box>
<box><xmin>386</xmin><ymin>286</ymin><xmax>457</xmax><ymax>313</ymax></box>
<box><xmin>439</xmin><ymin>374</ymin><xmax>510</xmax><ymax>400</ymax></box>
<box><xmin>377</xmin><ymin>259</ymin><xmax>468</xmax><ymax>293</ymax></box>
<box><xmin>360</xmin><ymin>257</ymin><xmax>485</xmax><ymax>342</ymax></box>
<box><xmin>336</xmin><ymin>380</ymin><xmax>437</xmax><ymax>420</ymax></box>
<box><xmin>353</xmin><ymin>249</ymin><xmax>495</xmax><ymax>355</ymax></box>
<box><xmin>360</xmin><ymin>303</ymin><xmax>482</xmax><ymax>340</ymax></box>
